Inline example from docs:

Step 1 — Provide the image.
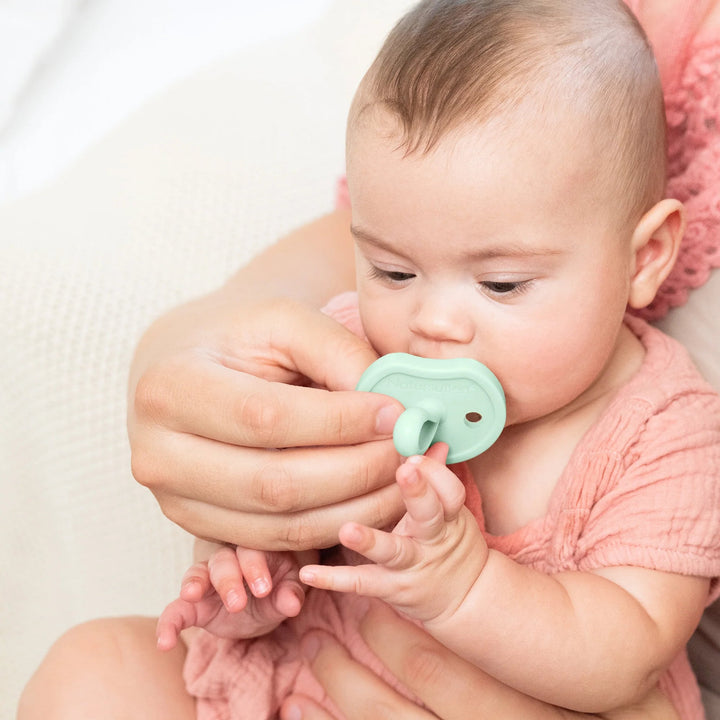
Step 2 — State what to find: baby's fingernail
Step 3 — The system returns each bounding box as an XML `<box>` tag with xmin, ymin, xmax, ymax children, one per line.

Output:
<box><xmin>376</xmin><ymin>404</ymin><xmax>402</xmax><ymax>435</ymax></box>
<box><xmin>283</xmin><ymin>703</ymin><xmax>302</xmax><ymax>720</ymax></box>
<box><xmin>226</xmin><ymin>589</ymin><xmax>242</xmax><ymax>610</ymax></box>
<box><xmin>299</xmin><ymin>567</ymin><xmax>315</xmax><ymax>584</ymax></box>
<box><xmin>406</xmin><ymin>455</ymin><xmax>423</xmax><ymax>465</ymax></box>
<box><xmin>181</xmin><ymin>580</ymin><xmax>200</xmax><ymax>597</ymax></box>
<box><xmin>252</xmin><ymin>578</ymin><xmax>270</xmax><ymax>596</ymax></box>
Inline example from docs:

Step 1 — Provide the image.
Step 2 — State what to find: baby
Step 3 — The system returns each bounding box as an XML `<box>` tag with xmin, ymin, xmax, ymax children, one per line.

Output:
<box><xmin>158</xmin><ymin>1</ymin><xmax>720</xmax><ymax>718</ymax></box>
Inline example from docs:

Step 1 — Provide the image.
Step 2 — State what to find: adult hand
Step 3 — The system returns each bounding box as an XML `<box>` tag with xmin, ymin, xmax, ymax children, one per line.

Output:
<box><xmin>128</xmin><ymin>287</ymin><xmax>404</xmax><ymax>550</ymax></box>
<box><xmin>280</xmin><ymin>604</ymin><xmax>679</xmax><ymax>720</ymax></box>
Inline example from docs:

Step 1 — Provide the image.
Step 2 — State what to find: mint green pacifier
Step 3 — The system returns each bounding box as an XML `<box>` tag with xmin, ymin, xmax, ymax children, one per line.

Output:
<box><xmin>356</xmin><ymin>353</ymin><xmax>506</xmax><ymax>463</ymax></box>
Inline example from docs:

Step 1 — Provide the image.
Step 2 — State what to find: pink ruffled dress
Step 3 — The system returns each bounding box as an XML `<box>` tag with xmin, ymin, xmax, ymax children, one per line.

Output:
<box><xmin>628</xmin><ymin>1</ymin><xmax>720</xmax><ymax>319</ymax></box>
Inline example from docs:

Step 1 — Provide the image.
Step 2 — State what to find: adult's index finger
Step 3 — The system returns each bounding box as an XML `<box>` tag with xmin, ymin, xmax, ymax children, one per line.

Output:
<box><xmin>170</xmin><ymin>357</ymin><xmax>402</xmax><ymax>449</ymax></box>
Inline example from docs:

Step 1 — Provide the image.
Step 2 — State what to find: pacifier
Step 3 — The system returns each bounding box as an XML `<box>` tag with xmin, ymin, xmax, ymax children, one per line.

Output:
<box><xmin>356</xmin><ymin>353</ymin><xmax>506</xmax><ymax>463</ymax></box>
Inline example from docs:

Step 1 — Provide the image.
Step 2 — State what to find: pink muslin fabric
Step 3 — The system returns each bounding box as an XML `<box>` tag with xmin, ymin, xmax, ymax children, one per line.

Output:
<box><xmin>184</xmin><ymin>293</ymin><xmax>720</xmax><ymax>720</ymax></box>
<box><xmin>634</xmin><ymin>0</ymin><xmax>720</xmax><ymax>320</ymax></box>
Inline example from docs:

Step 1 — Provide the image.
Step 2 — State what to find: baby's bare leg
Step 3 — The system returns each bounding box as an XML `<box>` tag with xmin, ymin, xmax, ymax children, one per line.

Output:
<box><xmin>17</xmin><ymin>616</ymin><xmax>194</xmax><ymax>720</ymax></box>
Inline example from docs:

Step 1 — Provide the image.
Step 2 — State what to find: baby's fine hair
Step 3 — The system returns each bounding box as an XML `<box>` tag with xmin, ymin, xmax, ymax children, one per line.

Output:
<box><xmin>352</xmin><ymin>0</ymin><xmax>667</xmax><ymax>226</ymax></box>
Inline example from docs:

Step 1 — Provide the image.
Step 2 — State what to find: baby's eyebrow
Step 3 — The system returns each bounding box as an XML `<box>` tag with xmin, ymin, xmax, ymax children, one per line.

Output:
<box><xmin>350</xmin><ymin>225</ymin><xmax>390</xmax><ymax>248</ymax></box>
<box><xmin>351</xmin><ymin>225</ymin><xmax>415</xmax><ymax>261</ymax></box>
<box><xmin>351</xmin><ymin>224</ymin><xmax>564</xmax><ymax>260</ymax></box>
<box><xmin>465</xmin><ymin>244</ymin><xmax>566</xmax><ymax>261</ymax></box>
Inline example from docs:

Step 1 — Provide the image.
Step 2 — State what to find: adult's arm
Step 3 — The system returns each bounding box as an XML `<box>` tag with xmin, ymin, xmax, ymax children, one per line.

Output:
<box><xmin>280</xmin><ymin>604</ymin><xmax>679</xmax><ymax>720</ymax></box>
<box><xmin>128</xmin><ymin>208</ymin><xmax>404</xmax><ymax>549</ymax></box>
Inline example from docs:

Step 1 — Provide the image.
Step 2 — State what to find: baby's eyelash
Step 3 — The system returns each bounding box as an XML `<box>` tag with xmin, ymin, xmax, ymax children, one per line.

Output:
<box><xmin>480</xmin><ymin>280</ymin><xmax>531</xmax><ymax>296</ymax></box>
<box><xmin>367</xmin><ymin>266</ymin><xmax>415</xmax><ymax>283</ymax></box>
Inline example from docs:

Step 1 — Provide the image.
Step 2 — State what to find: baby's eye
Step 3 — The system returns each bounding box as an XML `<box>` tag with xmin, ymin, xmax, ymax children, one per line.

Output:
<box><xmin>369</xmin><ymin>266</ymin><xmax>416</xmax><ymax>283</ymax></box>
<box><xmin>386</xmin><ymin>271</ymin><xmax>415</xmax><ymax>282</ymax></box>
<box><xmin>480</xmin><ymin>280</ymin><xmax>530</xmax><ymax>296</ymax></box>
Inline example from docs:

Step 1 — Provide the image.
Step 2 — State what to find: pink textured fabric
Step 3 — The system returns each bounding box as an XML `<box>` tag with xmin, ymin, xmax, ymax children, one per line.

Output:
<box><xmin>184</xmin><ymin>293</ymin><xmax>720</xmax><ymax>720</ymax></box>
<box><xmin>638</xmin><ymin>32</ymin><xmax>720</xmax><ymax>320</ymax></box>
<box><xmin>335</xmin><ymin>10</ymin><xmax>720</xmax><ymax>322</ymax></box>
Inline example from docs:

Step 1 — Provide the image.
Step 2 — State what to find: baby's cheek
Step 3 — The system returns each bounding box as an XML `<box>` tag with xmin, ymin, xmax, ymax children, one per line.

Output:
<box><xmin>365</xmin><ymin>323</ymin><xmax>406</xmax><ymax>357</ymax></box>
<box><xmin>359</xmin><ymin>306</ymin><xmax>404</xmax><ymax>355</ymax></box>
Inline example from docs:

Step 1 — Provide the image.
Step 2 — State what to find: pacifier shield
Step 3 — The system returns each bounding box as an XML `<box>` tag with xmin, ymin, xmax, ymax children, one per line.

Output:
<box><xmin>356</xmin><ymin>353</ymin><xmax>506</xmax><ymax>463</ymax></box>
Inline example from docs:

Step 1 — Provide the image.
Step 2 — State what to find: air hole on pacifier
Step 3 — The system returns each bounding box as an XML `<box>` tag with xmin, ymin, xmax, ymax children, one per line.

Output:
<box><xmin>465</xmin><ymin>411</ymin><xmax>482</xmax><ymax>423</ymax></box>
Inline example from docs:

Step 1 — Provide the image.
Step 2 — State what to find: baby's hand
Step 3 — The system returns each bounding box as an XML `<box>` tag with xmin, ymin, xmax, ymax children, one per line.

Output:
<box><xmin>156</xmin><ymin>546</ymin><xmax>310</xmax><ymax>650</ymax></box>
<box><xmin>299</xmin><ymin>444</ymin><xmax>488</xmax><ymax>624</ymax></box>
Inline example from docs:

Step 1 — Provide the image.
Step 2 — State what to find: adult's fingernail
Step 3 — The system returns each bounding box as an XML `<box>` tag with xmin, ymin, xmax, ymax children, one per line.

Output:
<box><xmin>376</xmin><ymin>404</ymin><xmax>402</xmax><ymax>435</ymax></box>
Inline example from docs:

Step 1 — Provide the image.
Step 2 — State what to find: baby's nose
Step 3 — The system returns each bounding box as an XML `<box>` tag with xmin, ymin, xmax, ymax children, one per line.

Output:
<box><xmin>409</xmin><ymin>293</ymin><xmax>475</xmax><ymax>345</ymax></box>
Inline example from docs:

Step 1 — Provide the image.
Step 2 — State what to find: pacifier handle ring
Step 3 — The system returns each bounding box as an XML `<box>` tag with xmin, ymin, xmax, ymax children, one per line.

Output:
<box><xmin>393</xmin><ymin>401</ymin><xmax>444</xmax><ymax>457</ymax></box>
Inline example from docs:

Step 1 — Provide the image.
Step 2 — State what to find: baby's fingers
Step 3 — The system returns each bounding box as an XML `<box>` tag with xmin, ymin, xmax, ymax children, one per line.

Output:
<box><xmin>394</xmin><ymin>457</ymin><xmax>451</xmax><ymax>541</ymax></box>
<box><xmin>180</xmin><ymin>561</ymin><xmax>211</xmax><ymax>602</ymax></box>
<box><xmin>403</xmin><ymin>451</ymin><xmax>466</xmax><ymax>520</ymax></box>
<box><xmin>299</xmin><ymin>561</ymin><xmax>388</xmax><ymax>598</ymax></box>
<box><xmin>156</xmin><ymin>598</ymin><xmax>197</xmax><ymax>651</ymax></box>
<box><xmin>336</xmin><ymin>522</ymin><xmax>417</xmax><ymax>570</ymax></box>
<box><xmin>208</xmin><ymin>546</ymin><xmax>247</xmax><ymax>612</ymax></box>
<box><xmin>235</xmin><ymin>546</ymin><xmax>273</xmax><ymax>598</ymax></box>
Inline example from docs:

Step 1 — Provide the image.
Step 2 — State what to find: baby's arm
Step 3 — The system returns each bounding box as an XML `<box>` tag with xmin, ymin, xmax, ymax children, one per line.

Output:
<box><xmin>157</xmin><ymin>542</ymin><xmax>313</xmax><ymax>650</ymax></box>
<box><xmin>301</xmin><ymin>449</ymin><xmax>709</xmax><ymax>713</ymax></box>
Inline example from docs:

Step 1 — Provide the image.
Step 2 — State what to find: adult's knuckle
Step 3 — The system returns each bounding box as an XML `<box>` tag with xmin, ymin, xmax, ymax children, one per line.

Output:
<box><xmin>251</xmin><ymin>460</ymin><xmax>301</xmax><ymax>512</ymax></box>
<box><xmin>329</xmin><ymin>330</ymin><xmax>371</xmax><ymax>368</ymax></box>
<box><xmin>235</xmin><ymin>390</ymin><xmax>286</xmax><ymax>447</ymax></box>
<box><xmin>404</xmin><ymin>644</ymin><xmax>448</xmax><ymax>689</ymax></box>
<box><xmin>342</xmin><ymin>454</ymin><xmax>374</xmax><ymax>495</ymax></box>
<box><xmin>280</xmin><ymin>516</ymin><xmax>320</xmax><ymax>551</ymax></box>
<box><xmin>129</xmin><ymin>446</ymin><xmax>166</xmax><ymax>490</ymax></box>
<box><xmin>156</xmin><ymin>494</ymin><xmax>194</xmax><ymax>532</ymax></box>
<box><xmin>132</xmin><ymin>368</ymin><xmax>174</xmax><ymax>422</ymax></box>
<box><xmin>327</xmin><ymin>399</ymin><xmax>359</xmax><ymax>444</ymax></box>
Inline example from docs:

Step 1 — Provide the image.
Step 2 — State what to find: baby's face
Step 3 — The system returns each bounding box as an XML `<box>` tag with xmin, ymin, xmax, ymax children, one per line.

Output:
<box><xmin>347</xmin><ymin>113</ymin><xmax>638</xmax><ymax>426</ymax></box>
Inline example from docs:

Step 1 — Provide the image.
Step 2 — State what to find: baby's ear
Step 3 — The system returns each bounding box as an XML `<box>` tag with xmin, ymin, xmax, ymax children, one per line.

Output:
<box><xmin>628</xmin><ymin>198</ymin><xmax>685</xmax><ymax>309</ymax></box>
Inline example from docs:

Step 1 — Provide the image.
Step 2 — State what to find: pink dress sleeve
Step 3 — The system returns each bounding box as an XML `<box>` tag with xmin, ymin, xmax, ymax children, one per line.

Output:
<box><xmin>575</xmin><ymin>373</ymin><xmax>720</xmax><ymax>603</ymax></box>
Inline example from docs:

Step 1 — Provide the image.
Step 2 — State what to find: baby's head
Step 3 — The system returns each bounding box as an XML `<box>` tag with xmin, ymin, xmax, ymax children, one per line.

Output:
<box><xmin>349</xmin><ymin>0</ymin><xmax>666</xmax><ymax>229</ymax></box>
<box><xmin>346</xmin><ymin>0</ymin><xmax>684</xmax><ymax>427</ymax></box>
